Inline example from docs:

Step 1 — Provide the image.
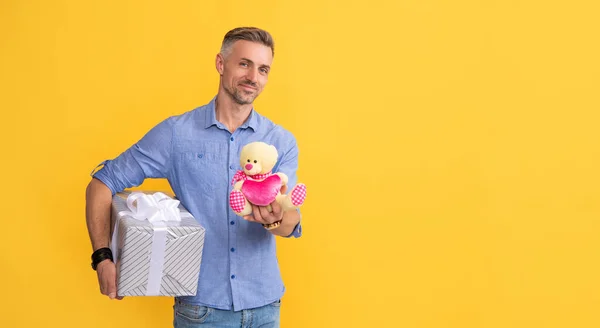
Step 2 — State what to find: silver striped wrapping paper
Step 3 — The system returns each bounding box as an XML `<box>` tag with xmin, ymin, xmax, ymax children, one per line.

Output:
<box><xmin>110</xmin><ymin>192</ymin><xmax>205</xmax><ymax>296</ymax></box>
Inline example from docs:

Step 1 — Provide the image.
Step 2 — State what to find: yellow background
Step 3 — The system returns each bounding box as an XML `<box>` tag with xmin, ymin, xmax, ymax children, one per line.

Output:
<box><xmin>1</xmin><ymin>1</ymin><xmax>599</xmax><ymax>327</ymax></box>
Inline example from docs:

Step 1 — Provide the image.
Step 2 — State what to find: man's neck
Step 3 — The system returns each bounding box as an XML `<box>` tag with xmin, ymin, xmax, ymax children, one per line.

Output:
<box><xmin>215</xmin><ymin>92</ymin><xmax>253</xmax><ymax>133</ymax></box>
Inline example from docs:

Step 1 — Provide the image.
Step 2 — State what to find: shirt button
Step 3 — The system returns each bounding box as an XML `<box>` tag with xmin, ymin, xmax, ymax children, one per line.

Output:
<box><xmin>229</xmin><ymin>165</ymin><xmax>235</xmax><ymax>170</ymax></box>
<box><xmin>197</xmin><ymin>154</ymin><xmax>203</xmax><ymax>159</ymax></box>
<box><xmin>231</xmin><ymin>275</ymin><xmax>236</xmax><ymax>279</ymax></box>
<box><xmin>230</xmin><ymin>137</ymin><xmax>234</xmax><ymax>141</ymax></box>
<box><xmin>230</xmin><ymin>221</ymin><xmax>235</xmax><ymax>225</ymax></box>
<box><xmin>231</xmin><ymin>248</ymin><xmax>235</xmax><ymax>252</ymax></box>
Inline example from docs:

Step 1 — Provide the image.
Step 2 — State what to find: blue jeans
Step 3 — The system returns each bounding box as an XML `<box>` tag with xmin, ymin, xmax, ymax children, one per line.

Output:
<box><xmin>173</xmin><ymin>298</ymin><xmax>281</xmax><ymax>328</ymax></box>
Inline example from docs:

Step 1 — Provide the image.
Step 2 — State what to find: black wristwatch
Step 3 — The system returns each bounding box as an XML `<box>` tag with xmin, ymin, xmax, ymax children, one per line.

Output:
<box><xmin>91</xmin><ymin>247</ymin><xmax>114</xmax><ymax>270</ymax></box>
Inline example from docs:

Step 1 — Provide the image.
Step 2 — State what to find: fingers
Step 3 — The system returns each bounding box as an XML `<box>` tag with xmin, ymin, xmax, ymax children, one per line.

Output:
<box><xmin>259</xmin><ymin>206</ymin><xmax>273</xmax><ymax>222</ymax></box>
<box><xmin>270</xmin><ymin>200</ymin><xmax>282</xmax><ymax>216</ymax></box>
<box><xmin>280</xmin><ymin>185</ymin><xmax>288</xmax><ymax>195</ymax></box>
<box><xmin>107</xmin><ymin>275</ymin><xmax>117</xmax><ymax>299</ymax></box>
<box><xmin>251</xmin><ymin>204</ymin><xmax>266</xmax><ymax>224</ymax></box>
<box><xmin>99</xmin><ymin>274</ymin><xmax>106</xmax><ymax>295</ymax></box>
<box><xmin>97</xmin><ymin>262</ymin><xmax>109</xmax><ymax>296</ymax></box>
<box><xmin>97</xmin><ymin>260</ymin><xmax>121</xmax><ymax>300</ymax></box>
<box><xmin>244</xmin><ymin>203</ymin><xmax>282</xmax><ymax>225</ymax></box>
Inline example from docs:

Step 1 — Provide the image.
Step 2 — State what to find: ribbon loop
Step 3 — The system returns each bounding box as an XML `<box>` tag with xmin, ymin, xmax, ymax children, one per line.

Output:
<box><xmin>124</xmin><ymin>192</ymin><xmax>182</xmax><ymax>224</ymax></box>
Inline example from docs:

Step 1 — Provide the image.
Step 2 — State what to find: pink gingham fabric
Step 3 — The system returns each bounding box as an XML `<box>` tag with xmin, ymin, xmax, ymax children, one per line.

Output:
<box><xmin>290</xmin><ymin>184</ymin><xmax>307</xmax><ymax>206</ymax></box>
<box><xmin>229</xmin><ymin>190</ymin><xmax>246</xmax><ymax>213</ymax></box>
<box><xmin>231</xmin><ymin>170</ymin><xmax>272</xmax><ymax>186</ymax></box>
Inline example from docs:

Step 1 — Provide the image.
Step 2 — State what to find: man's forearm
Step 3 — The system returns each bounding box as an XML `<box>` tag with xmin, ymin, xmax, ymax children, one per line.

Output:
<box><xmin>270</xmin><ymin>209</ymin><xmax>301</xmax><ymax>237</ymax></box>
<box><xmin>85</xmin><ymin>178</ymin><xmax>114</xmax><ymax>251</ymax></box>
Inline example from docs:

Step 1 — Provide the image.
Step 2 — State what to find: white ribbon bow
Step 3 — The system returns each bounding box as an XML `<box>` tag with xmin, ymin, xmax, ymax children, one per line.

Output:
<box><xmin>111</xmin><ymin>192</ymin><xmax>188</xmax><ymax>296</ymax></box>
<box><xmin>123</xmin><ymin>191</ymin><xmax>183</xmax><ymax>224</ymax></box>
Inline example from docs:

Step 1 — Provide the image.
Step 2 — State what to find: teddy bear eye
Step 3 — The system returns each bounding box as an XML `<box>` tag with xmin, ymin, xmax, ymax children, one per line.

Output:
<box><xmin>247</xmin><ymin>159</ymin><xmax>250</xmax><ymax>162</ymax></box>
<box><xmin>253</xmin><ymin>160</ymin><xmax>257</xmax><ymax>163</ymax></box>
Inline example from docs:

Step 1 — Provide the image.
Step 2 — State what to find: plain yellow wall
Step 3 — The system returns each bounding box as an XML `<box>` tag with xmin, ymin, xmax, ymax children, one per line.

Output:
<box><xmin>2</xmin><ymin>1</ymin><xmax>600</xmax><ymax>327</ymax></box>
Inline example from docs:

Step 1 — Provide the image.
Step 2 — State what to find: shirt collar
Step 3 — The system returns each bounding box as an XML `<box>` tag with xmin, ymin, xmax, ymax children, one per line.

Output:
<box><xmin>204</xmin><ymin>96</ymin><xmax>258</xmax><ymax>131</ymax></box>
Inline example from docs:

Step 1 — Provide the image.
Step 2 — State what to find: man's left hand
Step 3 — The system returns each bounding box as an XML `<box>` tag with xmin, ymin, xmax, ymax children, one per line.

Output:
<box><xmin>243</xmin><ymin>200</ymin><xmax>283</xmax><ymax>225</ymax></box>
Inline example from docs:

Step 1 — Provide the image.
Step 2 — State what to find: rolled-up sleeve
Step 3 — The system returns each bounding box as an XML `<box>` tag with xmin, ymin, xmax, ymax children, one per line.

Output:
<box><xmin>275</xmin><ymin>136</ymin><xmax>303</xmax><ymax>238</ymax></box>
<box><xmin>91</xmin><ymin>118</ymin><xmax>173</xmax><ymax>195</ymax></box>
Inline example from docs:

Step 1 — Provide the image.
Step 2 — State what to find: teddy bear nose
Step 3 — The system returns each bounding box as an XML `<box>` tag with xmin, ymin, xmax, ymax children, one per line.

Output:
<box><xmin>245</xmin><ymin>164</ymin><xmax>253</xmax><ymax>170</ymax></box>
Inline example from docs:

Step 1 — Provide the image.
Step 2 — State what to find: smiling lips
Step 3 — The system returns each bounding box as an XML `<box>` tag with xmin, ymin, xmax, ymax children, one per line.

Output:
<box><xmin>240</xmin><ymin>83</ymin><xmax>256</xmax><ymax>91</ymax></box>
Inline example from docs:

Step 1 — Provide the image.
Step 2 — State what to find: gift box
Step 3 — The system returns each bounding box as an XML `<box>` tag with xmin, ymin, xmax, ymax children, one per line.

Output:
<box><xmin>109</xmin><ymin>190</ymin><xmax>205</xmax><ymax>297</ymax></box>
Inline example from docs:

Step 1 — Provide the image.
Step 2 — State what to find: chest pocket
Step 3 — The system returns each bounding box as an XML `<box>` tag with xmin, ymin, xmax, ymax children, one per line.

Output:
<box><xmin>180</xmin><ymin>140</ymin><xmax>227</xmax><ymax>167</ymax></box>
<box><xmin>174</xmin><ymin>140</ymin><xmax>229</xmax><ymax>198</ymax></box>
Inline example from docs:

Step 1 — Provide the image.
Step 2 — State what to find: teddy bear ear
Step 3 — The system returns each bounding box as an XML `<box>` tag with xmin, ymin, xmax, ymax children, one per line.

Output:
<box><xmin>270</xmin><ymin>145</ymin><xmax>279</xmax><ymax>158</ymax></box>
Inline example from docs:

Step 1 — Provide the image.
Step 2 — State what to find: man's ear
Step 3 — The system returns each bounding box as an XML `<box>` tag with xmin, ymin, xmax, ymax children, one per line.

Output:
<box><xmin>216</xmin><ymin>53</ymin><xmax>224</xmax><ymax>75</ymax></box>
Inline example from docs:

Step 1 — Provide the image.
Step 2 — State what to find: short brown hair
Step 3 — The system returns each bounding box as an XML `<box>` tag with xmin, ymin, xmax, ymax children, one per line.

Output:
<box><xmin>221</xmin><ymin>27</ymin><xmax>275</xmax><ymax>57</ymax></box>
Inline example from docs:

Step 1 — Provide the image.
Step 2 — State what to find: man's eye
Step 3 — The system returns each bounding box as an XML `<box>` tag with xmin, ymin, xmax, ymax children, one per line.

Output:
<box><xmin>240</xmin><ymin>62</ymin><xmax>248</xmax><ymax>67</ymax></box>
<box><xmin>260</xmin><ymin>68</ymin><xmax>268</xmax><ymax>74</ymax></box>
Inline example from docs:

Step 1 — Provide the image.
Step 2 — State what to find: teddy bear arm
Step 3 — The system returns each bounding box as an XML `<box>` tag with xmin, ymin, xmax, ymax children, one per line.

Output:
<box><xmin>276</xmin><ymin>172</ymin><xmax>288</xmax><ymax>185</ymax></box>
<box><xmin>233</xmin><ymin>180</ymin><xmax>244</xmax><ymax>190</ymax></box>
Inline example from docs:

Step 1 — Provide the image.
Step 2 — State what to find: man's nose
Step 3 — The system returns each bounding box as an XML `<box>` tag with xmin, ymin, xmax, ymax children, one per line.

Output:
<box><xmin>246</xmin><ymin>68</ymin><xmax>258</xmax><ymax>83</ymax></box>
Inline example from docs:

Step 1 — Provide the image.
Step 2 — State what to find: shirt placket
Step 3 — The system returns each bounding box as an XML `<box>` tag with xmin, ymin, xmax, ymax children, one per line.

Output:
<box><xmin>227</xmin><ymin>130</ymin><xmax>240</xmax><ymax>309</ymax></box>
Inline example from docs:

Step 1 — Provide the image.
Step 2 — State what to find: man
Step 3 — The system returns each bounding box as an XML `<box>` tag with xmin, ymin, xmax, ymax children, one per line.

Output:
<box><xmin>86</xmin><ymin>27</ymin><xmax>303</xmax><ymax>327</ymax></box>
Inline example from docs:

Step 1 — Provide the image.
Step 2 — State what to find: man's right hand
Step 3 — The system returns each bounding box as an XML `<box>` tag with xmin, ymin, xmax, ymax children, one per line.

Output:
<box><xmin>96</xmin><ymin>259</ymin><xmax>123</xmax><ymax>300</ymax></box>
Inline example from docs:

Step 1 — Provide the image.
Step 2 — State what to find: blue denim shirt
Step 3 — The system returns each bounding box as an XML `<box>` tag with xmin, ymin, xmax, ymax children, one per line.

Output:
<box><xmin>92</xmin><ymin>97</ymin><xmax>302</xmax><ymax>311</ymax></box>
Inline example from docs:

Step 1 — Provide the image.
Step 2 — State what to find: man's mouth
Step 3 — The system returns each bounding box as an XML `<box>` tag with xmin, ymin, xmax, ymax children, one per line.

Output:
<box><xmin>239</xmin><ymin>84</ymin><xmax>256</xmax><ymax>91</ymax></box>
